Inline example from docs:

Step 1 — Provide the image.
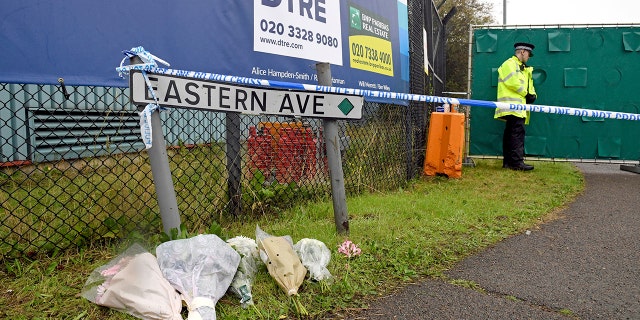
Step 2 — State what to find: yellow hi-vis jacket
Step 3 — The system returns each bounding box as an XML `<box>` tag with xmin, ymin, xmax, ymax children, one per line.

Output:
<box><xmin>494</xmin><ymin>56</ymin><xmax>536</xmax><ymax>125</ymax></box>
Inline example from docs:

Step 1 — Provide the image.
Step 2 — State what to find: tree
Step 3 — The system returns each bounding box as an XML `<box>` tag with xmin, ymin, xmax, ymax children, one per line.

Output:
<box><xmin>438</xmin><ymin>0</ymin><xmax>496</xmax><ymax>93</ymax></box>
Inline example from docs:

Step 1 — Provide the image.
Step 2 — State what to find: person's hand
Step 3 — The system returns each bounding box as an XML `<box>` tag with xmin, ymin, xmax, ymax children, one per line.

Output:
<box><xmin>525</xmin><ymin>93</ymin><xmax>536</xmax><ymax>104</ymax></box>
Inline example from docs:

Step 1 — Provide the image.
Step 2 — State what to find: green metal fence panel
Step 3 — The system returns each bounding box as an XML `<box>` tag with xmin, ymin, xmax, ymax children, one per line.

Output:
<box><xmin>0</xmin><ymin>84</ymin><xmax>29</xmax><ymax>163</ymax></box>
<box><xmin>469</xmin><ymin>25</ymin><xmax>640</xmax><ymax>161</ymax></box>
<box><xmin>163</xmin><ymin>108</ymin><xmax>225</xmax><ymax>147</ymax></box>
<box><xmin>0</xmin><ymin>84</ymin><xmax>233</xmax><ymax>164</ymax></box>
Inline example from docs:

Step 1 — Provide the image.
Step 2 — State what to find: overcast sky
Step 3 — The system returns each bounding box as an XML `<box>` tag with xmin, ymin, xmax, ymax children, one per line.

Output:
<box><xmin>484</xmin><ymin>0</ymin><xmax>640</xmax><ymax>25</ymax></box>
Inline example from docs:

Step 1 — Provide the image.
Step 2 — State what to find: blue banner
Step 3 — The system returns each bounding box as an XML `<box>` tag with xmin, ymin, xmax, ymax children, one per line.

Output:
<box><xmin>0</xmin><ymin>0</ymin><xmax>409</xmax><ymax>97</ymax></box>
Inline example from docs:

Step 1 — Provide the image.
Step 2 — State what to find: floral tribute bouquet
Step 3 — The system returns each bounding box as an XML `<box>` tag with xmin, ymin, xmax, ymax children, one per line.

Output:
<box><xmin>255</xmin><ymin>225</ymin><xmax>308</xmax><ymax>316</ymax></box>
<box><xmin>226</xmin><ymin>235</ymin><xmax>262</xmax><ymax>307</ymax></box>
<box><xmin>81</xmin><ymin>243</ymin><xmax>182</xmax><ymax>320</ymax></box>
<box><xmin>156</xmin><ymin>234</ymin><xmax>241</xmax><ymax>320</ymax></box>
<box><xmin>294</xmin><ymin>238</ymin><xmax>332</xmax><ymax>292</ymax></box>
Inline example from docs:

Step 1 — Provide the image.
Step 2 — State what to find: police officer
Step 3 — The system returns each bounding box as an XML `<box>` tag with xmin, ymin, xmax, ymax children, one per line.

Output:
<box><xmin>495</xmin><ymin>42</ymin><xmax>537</xmax><ymax>171</ymax></box>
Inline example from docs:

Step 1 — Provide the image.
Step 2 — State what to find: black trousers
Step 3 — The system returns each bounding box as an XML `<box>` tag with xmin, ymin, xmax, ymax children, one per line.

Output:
<box><xmin>501</xmin><ymin>115</ymin><xmax>526</xmax><ymax>167</ymax></box>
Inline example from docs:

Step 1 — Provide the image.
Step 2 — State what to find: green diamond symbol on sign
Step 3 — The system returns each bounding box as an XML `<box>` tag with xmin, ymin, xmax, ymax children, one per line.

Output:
<box><xmin>338</xmin><ymin>98</ymin><xmax>355</xmax><ymax>116</ymax></box>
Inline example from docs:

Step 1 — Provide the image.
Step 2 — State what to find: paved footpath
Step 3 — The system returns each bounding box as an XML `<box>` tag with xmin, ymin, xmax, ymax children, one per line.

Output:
<box><xmin>343</xmin><ymin>163</ymin><xmax>640</xmax><ymax>319</ymax></box>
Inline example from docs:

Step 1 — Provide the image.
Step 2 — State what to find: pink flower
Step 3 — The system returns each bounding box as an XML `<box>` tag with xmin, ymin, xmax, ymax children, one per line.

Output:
<box><xmin>95</xmin><ymin>257</ymin><xmax>130</xmax><ymax>303</ymax></box>
<box><xmin>100</xmin><ymin>257</ymin><xmax>128</xmax><ymax>277</ymax></box>
<box><xmin>95</xmin><ymin>279</ymin><xmax>111</xmax><ymax>304</ymax></box>
<box><xmin>100</xmin><ymin>263</ymin><xmax>122</xmax><ymax>277</ymax></box>
<box><xmin>96</xmin><ymin>283</ymin><xmax>107</xmax><ymax>296</ymax></box>
<box><xmin>338</xmin><ymin>240</ymin><xmax>361</xmax><ymax>258</ymax></box>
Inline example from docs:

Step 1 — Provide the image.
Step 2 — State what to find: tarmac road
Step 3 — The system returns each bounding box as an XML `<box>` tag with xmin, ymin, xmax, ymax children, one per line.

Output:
<box><xmin>342</xmin><ymin>163</ymin><xmax>640</xmax><ymax>319</ymax></box>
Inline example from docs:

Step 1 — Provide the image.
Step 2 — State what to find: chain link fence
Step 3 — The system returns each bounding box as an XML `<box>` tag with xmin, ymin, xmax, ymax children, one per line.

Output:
<box><xmin>0</xmin><ymin>84</ymin><xmax>421</xmax><ymax>259</ymax></box>
<box><xmin>0</xmin><ymin>0</ymin><xmax>445</xmax><ymax>260</ymax></box>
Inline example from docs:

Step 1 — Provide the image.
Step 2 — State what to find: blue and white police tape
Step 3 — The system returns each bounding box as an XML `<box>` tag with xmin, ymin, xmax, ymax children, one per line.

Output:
<box><xmin>137</xmin><ymin>75</ymin><xmax>169</xmax><ymax>149</ymax></box>
<box><xmin>139</xmin><ymin>103</ymin><xmax>162</xmax><ymax>149</ymax></box>
<box><xmin>487</xmin><ymin>102</ymin><xmax>640</xmax><ymax>121</ymax></box>
<box><xmin>143</xmin><ymin>66</ymin><xmax>640</xmax><ymax>121</ymax></box>
<box><xmin>118</xmin><ymin>47</ymin><xmax>172</xmax><ymax>149</ymax></box>
<box><xmin>118</xmin><ymin>47</ymin><xmax>640</xmax><ymax>122</ymax></box>
<box><xmin>116</xmin><ymin>46</ymin><xmax>170</xmax><ymax>78</ymax></box>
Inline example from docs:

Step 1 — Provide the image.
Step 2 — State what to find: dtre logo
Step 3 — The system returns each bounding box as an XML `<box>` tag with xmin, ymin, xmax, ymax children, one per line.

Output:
<box><xmin>261</xmin><ymin>0</ymin><xmax>327</xmax><ymax>23</ymax></box>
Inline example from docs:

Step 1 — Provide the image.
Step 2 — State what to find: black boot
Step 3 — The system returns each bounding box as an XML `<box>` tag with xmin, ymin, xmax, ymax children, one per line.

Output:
<box><xmin>505</xmin><ymin>163</ymin><xmax>534</xmax><ymax>171</ymax></box>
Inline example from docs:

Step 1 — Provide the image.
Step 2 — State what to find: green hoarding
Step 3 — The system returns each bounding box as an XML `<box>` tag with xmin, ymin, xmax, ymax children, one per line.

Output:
<box><xmin>469</xmin><ymin>25</ymin><xmax>640</xmax><ymax>161</ymax></box>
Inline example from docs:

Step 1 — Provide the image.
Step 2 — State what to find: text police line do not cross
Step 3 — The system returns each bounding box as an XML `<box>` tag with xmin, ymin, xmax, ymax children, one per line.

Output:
<box><xmin>130</xmin><ymin>71</ymin><xmax>364</xmax><ymax>120</ymax></box>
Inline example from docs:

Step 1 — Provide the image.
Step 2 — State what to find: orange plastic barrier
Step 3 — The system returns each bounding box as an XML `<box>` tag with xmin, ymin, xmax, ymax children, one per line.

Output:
<box><xmin>423</xmin><ymin>112</ymin><xmax>465</xmax><ymax>178</ymax></box>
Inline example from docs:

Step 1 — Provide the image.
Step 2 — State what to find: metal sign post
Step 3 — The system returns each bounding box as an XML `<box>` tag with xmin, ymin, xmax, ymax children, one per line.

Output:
<box><xmin>317</xmin><ymin>63</ymin><xmax>350</xmax><ymax>235</ymax></box>
<box><xmin>129</xmin><ymin>60</ymin><xmax>181</xmax><ymax>236</ymax></box>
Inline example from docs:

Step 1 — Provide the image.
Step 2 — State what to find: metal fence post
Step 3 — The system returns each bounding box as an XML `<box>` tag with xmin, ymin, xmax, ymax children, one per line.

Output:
<box><xmin>317</xmin><ymin>62</ymin><xmax>349</xmax><ymax>235</ymax></box>
<box><xmin>130</xmin><ymin>57</ymin><xmax>181</xmax><ymax>236</ymax></box>
<box><xmin>226</xmin><ymin>112</ymin><xmax>243</xmax><ymax>216</ymax></box>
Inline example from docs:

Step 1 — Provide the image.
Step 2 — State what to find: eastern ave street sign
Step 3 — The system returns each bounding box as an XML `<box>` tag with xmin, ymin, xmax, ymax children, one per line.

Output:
<box><xmin>130</xmin><ymin>71</ymin><xmax>363</xmax><ymax>119</ymax></box>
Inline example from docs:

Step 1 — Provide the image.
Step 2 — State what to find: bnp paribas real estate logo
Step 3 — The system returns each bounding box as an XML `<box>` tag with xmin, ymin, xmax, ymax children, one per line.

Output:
<box><xmin>350</xmin><ymin>7</ymin><xmax>361</xmax><ymax>30</ymax></box>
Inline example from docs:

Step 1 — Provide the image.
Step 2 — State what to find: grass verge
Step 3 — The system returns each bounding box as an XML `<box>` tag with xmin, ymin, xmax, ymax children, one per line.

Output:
<box><xmin>0</xmin><ymin>159</ymin><xmax>584</xmax><ymax>319</ymax></box>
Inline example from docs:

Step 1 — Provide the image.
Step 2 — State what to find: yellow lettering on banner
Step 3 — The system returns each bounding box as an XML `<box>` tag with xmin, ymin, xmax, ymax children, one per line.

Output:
<box><xmin>349</xmin><ymin>35</ymin><xmax>394</xmax><ymax>77</ymax></box>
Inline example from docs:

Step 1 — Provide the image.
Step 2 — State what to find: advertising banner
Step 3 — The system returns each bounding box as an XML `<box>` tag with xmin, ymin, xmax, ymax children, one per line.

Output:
<box><xmin>0</xmin><ymin>0</ymin><xmax>409</xmax><ymax>99</ymax></box>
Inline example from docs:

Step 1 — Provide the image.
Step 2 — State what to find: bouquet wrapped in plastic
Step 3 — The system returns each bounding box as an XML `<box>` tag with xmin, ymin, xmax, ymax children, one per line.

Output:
<box><xmin>255</xmin><ymin>225</ymin><xmax>306</xmax><ymax>296</ymax></box>
<box><xmin>156</xmin><ymin>234</ymin><xmax>241</xmax><ymax>320</ymax></box>
<box><xmin>294</xmin><ymin>238</ymin><xmax>332</xmax><ymax>289</ymax></box>
<box><xmin>81</xmin><ymin>243</ymin><xmax>182</xmax><ymax>320</ymax></box>
<box><xmin>256</xmin><ymin>225</ymin><xmax>308</xmax><ymax>315</ymax></box>
<box><xmin>226</xmin><ymin>235</ymin><xmax>262</xmax><ymax>307</ymax></box>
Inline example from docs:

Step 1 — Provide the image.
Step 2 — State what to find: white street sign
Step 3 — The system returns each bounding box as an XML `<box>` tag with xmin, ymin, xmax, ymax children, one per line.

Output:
<box><xmin>131</xmin><ymin>72</ymin><xmax>363</xmax><ymax>119</ymax></box>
